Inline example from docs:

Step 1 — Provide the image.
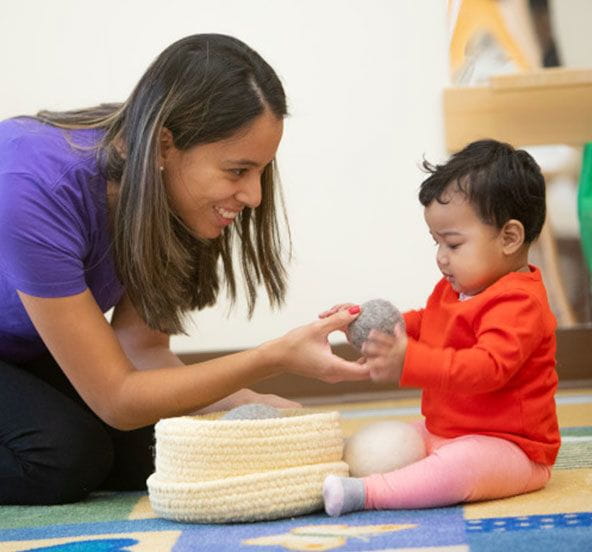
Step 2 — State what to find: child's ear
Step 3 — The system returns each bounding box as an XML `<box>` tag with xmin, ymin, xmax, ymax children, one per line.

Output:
<box><xmin>500</xmin><ymin>219</ymin><xmax>525</xmax><ymax>254</ymax></box>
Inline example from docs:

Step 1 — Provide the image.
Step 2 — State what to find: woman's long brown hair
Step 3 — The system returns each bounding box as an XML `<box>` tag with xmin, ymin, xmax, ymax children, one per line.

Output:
<box><xmin>36</xmin><ymin>34</ymin><xmax>291</xmax><ymax>334</ymax></box>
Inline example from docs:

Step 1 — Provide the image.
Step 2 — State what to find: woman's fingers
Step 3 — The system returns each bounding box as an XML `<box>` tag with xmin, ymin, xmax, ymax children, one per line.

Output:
<box><xmin>316</xmin><ymin>305</ymin><xmax>360</xmax><ymax>332</ymax></box>
<box><xmin>318</xmin><ymin>307</ymin><xmax>338</xmax><ymax>319</ymax></box>
<box><xmin>318</xmin><ymin>303</ymin><xmax>356</xmax><ymax>319</ymax></box>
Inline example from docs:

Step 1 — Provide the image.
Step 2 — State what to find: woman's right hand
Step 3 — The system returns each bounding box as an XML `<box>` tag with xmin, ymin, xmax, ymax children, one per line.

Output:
<box><xmin>318</xmin><ymin>303</ymin><xmax>357</xmax><ymax>320</ymax></box>
<box><xmin>262</xmin><ymin>307</ymin><xmax>369</xmax><ymax>384</ymax></box>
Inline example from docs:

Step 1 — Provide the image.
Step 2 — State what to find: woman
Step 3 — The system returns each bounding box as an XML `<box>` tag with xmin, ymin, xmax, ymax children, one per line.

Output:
<box><xmin>0</xmin><ymin>34</ymin><xmax>366</xmax><ymax>505</ymax></box>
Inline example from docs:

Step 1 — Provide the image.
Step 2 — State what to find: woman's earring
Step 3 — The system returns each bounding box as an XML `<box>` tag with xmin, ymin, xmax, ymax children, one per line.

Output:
<box><xmin>159</xmin><ymin>166</ymin><xmax>164</xmax><ymax>172</ymax></box>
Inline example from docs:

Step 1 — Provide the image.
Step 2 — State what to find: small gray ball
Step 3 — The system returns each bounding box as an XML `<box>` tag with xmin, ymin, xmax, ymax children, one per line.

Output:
<box><xmin>221</xmin><ymin>403</ymin><xmax>282</xmax><ymax>420</ymax></box>
<box><xmin>346</xmin><ymin>298</ymin><xmax>404</xmax><ymax>351</ymax></box>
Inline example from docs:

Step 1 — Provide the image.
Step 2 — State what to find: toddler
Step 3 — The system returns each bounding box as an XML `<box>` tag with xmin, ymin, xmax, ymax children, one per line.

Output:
<box><xmin>322</xmin><ymin>139</ymin><xmax>560</xmax><ymax>515</ymax></box>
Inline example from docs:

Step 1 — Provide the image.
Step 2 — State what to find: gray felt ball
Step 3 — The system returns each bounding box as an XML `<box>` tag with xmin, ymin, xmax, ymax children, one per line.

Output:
<box><xmin>346</xmin><ymin>298</ymin><xmax>404</xmax><ymax>351</ymax></box>
<box><xmin>221</xmin><ymin>403</ymin><xmax>283</xmax><ymax>420</ymax></box>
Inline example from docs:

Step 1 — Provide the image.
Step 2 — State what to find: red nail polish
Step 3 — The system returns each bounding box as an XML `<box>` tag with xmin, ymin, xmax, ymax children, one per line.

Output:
<box><xmin>348</xmin><ymin>305</ymin><xmax>360</xmax><ymax>314</ymax></box>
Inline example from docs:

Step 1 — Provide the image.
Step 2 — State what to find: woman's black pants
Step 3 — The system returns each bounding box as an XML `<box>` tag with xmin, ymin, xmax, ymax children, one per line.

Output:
<box><xmin>0</xmin><ymin>355</ymin><xmax>155</xmax><ymax>505</ymax></box>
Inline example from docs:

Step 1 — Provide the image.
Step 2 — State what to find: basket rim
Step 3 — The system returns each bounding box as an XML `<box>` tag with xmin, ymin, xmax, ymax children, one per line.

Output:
<box><xmin>155</xmin><ymin>408</ymin><xmax>340</xmax><ymax>431</ymax></box>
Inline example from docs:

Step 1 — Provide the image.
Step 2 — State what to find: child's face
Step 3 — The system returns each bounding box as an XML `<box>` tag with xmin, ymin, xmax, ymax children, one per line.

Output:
<box><xmin>424</xmin><ymin>189</ymin><xmax>510</xmax><ymax>296</ymax></box>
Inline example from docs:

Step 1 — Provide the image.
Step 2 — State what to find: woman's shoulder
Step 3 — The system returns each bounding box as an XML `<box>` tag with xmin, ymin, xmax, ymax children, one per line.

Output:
<box><xmin>0</xmin><ymin>117</ymin><xmax>103</xmax><ymax>181</ymax></box>
<box><xmin>0</xmin><ymin>117</ymin><xmax>66</xmax><ymax>151</ymax></box>
<box><xmin>0</xmin><ymin>118</ymin><xmax>108</xmax><ymax>243</ymax></box>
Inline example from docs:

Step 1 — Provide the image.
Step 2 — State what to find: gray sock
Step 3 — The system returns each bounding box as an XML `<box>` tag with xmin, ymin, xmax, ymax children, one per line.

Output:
<box><xmin>323</xmin><ymin>475</ymin><xmax>365</xmax><ymax>517</ymax></box>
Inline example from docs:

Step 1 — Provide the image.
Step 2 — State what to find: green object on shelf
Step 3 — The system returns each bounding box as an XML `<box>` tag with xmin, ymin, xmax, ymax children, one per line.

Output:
<box><xmin>578</xmin><ymin>143</ymin><xmax>592</xmax><ymax>275</ymax></box>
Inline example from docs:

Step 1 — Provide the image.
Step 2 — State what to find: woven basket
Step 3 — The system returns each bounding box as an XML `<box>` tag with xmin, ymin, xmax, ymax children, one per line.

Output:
<box><xmin>147</xmin><ymin>409</ymin><xmax>348</xmax><ymax>523</ymax></box>
<box><xmin>147</xmin><ymin>461</ymin><xmax>348</xmax><ymax>523</ymax></box>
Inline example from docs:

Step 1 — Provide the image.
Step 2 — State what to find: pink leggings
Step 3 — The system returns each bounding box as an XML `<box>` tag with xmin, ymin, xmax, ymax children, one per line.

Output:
<box><xmin>364</xmin><ymin>421</ymin><xmax>551</xmax><ymax>510</ymax></box>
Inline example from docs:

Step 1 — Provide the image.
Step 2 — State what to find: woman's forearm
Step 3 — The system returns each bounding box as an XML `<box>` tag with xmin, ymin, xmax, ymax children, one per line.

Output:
<box><xmin>124</xmin><ymin>344</ymin><xmax>184</xmax><ymax>371</ymax></box>
<box><xmin>110</xmin><ymin>344</ymin><xmax>278</xmax><ymax>430</ymax></box>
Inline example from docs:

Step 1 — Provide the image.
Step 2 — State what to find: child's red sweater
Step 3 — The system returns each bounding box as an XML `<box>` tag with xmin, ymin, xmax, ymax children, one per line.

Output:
<box><xmin>400</xmin><ymin>266</ymin><xmax>560</xmax><ymax>465</ymax></box>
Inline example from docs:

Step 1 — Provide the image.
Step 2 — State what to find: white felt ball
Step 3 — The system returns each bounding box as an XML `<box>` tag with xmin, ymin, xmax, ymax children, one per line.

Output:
<box><xmin>344</xmin><ymin>421</ymin><xmax>426</xmax><ymax>477</ymax></box>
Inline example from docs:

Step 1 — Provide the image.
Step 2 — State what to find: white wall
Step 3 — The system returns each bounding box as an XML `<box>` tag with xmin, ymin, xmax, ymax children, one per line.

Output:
<box><xmin>1</xmin><ymin>0</ymin><xmax>449</xmax><ymax>352</ymax></box>
<box><xmin>550</xmin><ymin>0</ymin><xmax>592</xmax><ymax>68</ymax></box>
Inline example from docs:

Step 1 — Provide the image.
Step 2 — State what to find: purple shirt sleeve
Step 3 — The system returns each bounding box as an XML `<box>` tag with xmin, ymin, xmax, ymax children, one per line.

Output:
<box><xmin>0</xmin><ymin>119</ymin><xmax>123</xmax><ymax>362</ymax></box>
<box><xmin>0</xmin><ymin>171</ymin><xmax>88</xmax><ymax>297</ymax></box>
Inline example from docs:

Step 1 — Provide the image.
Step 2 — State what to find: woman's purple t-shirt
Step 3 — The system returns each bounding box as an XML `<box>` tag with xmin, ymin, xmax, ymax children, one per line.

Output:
<box><xmin>0</xmin><ymin>118</ymin><xmax>124</xmax><ymax>363</ymax></box>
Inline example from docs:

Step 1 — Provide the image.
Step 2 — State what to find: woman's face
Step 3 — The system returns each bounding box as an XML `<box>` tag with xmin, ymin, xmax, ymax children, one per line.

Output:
<box><xmin>162</xmin><ymin>110</ymin><xmax>283</xmax><ymax>239</ymax></box>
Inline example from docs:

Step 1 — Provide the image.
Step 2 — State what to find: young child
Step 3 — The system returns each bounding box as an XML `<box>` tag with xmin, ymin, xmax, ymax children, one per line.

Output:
<box><xmin>322</xmin><ymin>139</ymin><xmax>560</xmax><ymax>516</ymax></box>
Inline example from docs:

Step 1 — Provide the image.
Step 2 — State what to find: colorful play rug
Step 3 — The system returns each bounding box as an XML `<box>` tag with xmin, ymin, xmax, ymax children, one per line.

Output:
<box><xmin>1</xmin><ymin>388</ymin><xmax>591</xmax><ymax>551</ymax></box>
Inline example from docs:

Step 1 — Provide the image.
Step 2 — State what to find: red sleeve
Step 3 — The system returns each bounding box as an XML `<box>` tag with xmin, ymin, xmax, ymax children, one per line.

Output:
<box><xmin>403</xmin><ymin>309</ymin><xmax>423</xmax><ymax>340</ymax></box>
<box><xmin>400</xmin><ymin>291</ymin><xmax>547</xmax><ymax>393</ymax></box>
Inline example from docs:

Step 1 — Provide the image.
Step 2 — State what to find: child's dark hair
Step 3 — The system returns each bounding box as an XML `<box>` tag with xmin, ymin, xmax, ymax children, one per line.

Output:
<box><xmin>419</xmin><ymin>139</ymin><xmax>546</xmax><ymax>243</ymax></box>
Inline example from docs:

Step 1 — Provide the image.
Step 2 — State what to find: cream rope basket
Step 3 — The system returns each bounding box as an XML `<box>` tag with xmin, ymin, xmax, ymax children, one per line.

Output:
<box><xmin>147</xmin><ymin>409</ymin><xmax>349</xmax><ymax>523</ymax></box>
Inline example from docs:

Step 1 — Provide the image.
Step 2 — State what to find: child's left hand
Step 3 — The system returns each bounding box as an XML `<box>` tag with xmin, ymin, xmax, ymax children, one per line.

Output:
<box><xmin>361</xmin><ymin>322</ymin><xmax>407</xmax><ymax>384</ymax></box>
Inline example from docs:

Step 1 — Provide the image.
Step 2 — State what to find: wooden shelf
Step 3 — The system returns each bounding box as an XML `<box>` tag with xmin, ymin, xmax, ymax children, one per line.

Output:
<box><xmin>443</xmin><ymin>68</ymin><xmax>592</xmax><ymax>151</ymax></box>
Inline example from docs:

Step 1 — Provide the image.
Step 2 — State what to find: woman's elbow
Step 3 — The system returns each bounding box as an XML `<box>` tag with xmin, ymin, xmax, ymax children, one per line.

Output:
<box><xmin>92</xmin><ymin>395</ymin><xmax>149</xmax><ymax>431</ymax></box>
<box><xmin>105</xmin><ymin>414</ymin><xmax>144</xmax><ymax>431</ymax></box>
